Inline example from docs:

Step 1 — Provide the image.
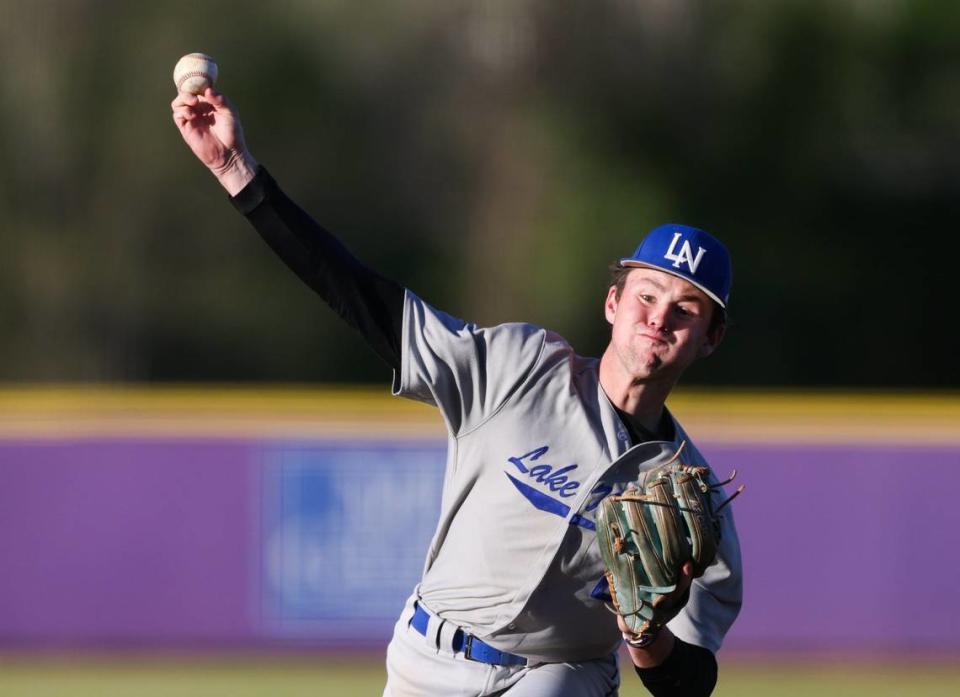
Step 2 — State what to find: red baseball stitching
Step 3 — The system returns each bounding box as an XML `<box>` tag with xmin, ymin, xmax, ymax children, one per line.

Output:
<box><xmin>176</xmin><ymin>70</ymin><xmax>213</xmax><ymax>90</ymax></box>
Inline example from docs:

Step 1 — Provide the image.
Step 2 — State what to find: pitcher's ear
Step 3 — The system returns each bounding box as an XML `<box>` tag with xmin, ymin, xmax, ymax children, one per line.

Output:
<box><xmin>604</xmin><ymin>285</ymin><xmax>619</xmax><ymax>325</ymax></box>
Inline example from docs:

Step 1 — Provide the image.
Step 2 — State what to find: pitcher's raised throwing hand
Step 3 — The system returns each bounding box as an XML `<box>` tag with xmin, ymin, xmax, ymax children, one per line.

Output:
<box><xmin>171</xmin><ymin>87</ymin><xmax>257</xmax><ymax>195</ymax></box>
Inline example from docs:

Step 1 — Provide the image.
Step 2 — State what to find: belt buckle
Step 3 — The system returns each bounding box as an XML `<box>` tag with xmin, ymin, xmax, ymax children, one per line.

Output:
<box><xmin>462</xmin><ymin>633</ymin><xmax>477</xmax><ymax>662</ymax></box>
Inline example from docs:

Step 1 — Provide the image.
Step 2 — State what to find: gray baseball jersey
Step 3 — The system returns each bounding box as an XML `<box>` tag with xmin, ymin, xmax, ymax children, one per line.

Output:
<box><xmin>393</xmin><ymin>290</ymin><xmax>742</xmax><ymax>663</ymax></box>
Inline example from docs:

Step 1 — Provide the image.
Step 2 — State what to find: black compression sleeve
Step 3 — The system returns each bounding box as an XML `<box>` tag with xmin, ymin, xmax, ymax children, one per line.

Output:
<box><xmin>230</xmin><ymin>166</ymin><xmax>405</xmax><ymax>370</ymax></box>
<box><xmin>634</xmin><ymin>637</ymin><xmax>718</xmax><ymax>697</ymax></box>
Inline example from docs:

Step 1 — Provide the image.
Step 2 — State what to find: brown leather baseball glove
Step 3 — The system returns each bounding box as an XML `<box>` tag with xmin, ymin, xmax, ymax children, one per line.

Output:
<box><xmin>596</xmin><ymin>443</ymin><xmax>742</xmax><ymax>648</ymax></box>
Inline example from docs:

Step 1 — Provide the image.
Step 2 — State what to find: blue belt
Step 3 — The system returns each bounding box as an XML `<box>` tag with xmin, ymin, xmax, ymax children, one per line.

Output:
<box><xmin>410</xmin><ymin>603</ymin><xmax>527</xmax><ymax>667</ymax></box>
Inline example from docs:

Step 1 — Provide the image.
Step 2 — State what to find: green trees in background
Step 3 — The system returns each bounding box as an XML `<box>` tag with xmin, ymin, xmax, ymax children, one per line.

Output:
<box><xmin>1</xmin><ymin>0</ymin><xmax>958</xmax><ymax>386</ymax></box>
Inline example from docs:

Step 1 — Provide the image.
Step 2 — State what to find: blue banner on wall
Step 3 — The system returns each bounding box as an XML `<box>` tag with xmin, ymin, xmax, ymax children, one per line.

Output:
<box><xmin>259</xmin><ymin>440</ymin><xmax>446</xmax><ymax>639</ymax></box>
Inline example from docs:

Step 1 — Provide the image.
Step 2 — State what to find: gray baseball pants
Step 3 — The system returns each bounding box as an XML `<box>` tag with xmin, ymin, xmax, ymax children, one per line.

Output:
<box><xmin>383</xmin><ymin>594</ymin><xmax>620</xmax><ymax>697</ymax></box>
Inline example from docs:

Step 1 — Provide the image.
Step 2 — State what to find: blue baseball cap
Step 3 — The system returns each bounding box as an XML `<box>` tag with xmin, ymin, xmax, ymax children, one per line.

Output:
<box><xmin>619</xmin><ymin>224</ymin><xmax>732</xmax><ymax>308</ymax></box>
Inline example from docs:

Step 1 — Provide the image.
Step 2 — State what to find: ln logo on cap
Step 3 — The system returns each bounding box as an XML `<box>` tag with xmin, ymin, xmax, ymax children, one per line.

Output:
<box><xmin>664</xmin><ymin>232</ymin><xmax>707</xmax><ymax>274</ymax></box>
<box><xmin>620</xmin><ymin>223</ymin><xmax>732</xmax><ymax>308</ymax></box>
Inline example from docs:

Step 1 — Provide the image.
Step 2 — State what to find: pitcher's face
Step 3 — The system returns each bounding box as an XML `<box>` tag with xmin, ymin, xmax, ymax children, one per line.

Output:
<box><xmin>604</xmin><ymin>268</ymin><xmax>722</xmax><ymax>381</ymax></box>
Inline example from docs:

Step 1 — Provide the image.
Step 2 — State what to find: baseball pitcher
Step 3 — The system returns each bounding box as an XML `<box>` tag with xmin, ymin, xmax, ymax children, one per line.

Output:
<box><xmin>172</xmin><ymin>85</ymin><xmax>742</xmax><ymax>697</ymax></box>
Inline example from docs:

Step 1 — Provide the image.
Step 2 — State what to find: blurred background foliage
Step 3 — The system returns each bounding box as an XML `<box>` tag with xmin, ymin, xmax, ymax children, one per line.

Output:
<box><xmin>1</xmin><ymin>0</ymin><xmax>958</xmax><ymax>387</ymax></box>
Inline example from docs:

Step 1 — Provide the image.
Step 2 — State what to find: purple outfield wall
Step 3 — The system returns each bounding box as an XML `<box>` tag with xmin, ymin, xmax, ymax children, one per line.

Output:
<box><xmin>1</xmin><ymin>433</ymin><xmax>958</xmax><ymax>652</ymax></box>
<box><xmin>0</xmin><ymin>441</ymin><xmax>259</xmax><ymax>645</ymax></box>
<box><xmin>708</xmin><ymin>443</ymin><xmax>960</xmax><ymax>652</ymax></box>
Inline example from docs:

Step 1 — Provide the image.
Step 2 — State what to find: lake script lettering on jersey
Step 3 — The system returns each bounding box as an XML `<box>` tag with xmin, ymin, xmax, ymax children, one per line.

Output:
<box><xmin>508</xmin><ymin>446</ymin><xmax>580</xmax><ymax>498</ymax></box>
<box><xmin>504</xmin><ymin>446</ymin><xmax>611</xmax><ymax>530</ymax></box>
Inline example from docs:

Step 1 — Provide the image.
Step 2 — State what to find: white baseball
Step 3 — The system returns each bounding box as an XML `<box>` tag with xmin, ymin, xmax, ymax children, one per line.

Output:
<box><xmin>174</xmin><ymin>53</ymin><xmax>218</xmax><ymax>95</ymax></box>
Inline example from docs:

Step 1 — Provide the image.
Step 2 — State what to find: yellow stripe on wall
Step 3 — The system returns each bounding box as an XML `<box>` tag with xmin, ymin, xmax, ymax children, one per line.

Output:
<box><xmin>666</xmin><ymin>390</ymin><xmax>960</xmax><ymax>445</ymax></box>
<box><xmin>0</xmin><ymin>385</ymin><xmax>442</xmax><ymax>440</ymax></box>
<box><xmin>0</xmin><ymin>386</ymin><xmax>956</xmax><ymax>445</ymax></box>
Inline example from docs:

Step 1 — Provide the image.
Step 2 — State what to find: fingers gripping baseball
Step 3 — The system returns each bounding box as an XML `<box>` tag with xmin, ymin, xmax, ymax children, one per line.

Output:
<box><xmin>171</xmin><ymin>87</ymin><xmax>257</xmax><ymax>195</ymax></box>
<box><xmin>171</xmin><ymin>89</ymin><xmax>244</xmax><ymax>172</ymax></box>
<box><xmin>170</xmin><ymin>52</ymin><xmax>258</xmax><ymax>195</ymax></box>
